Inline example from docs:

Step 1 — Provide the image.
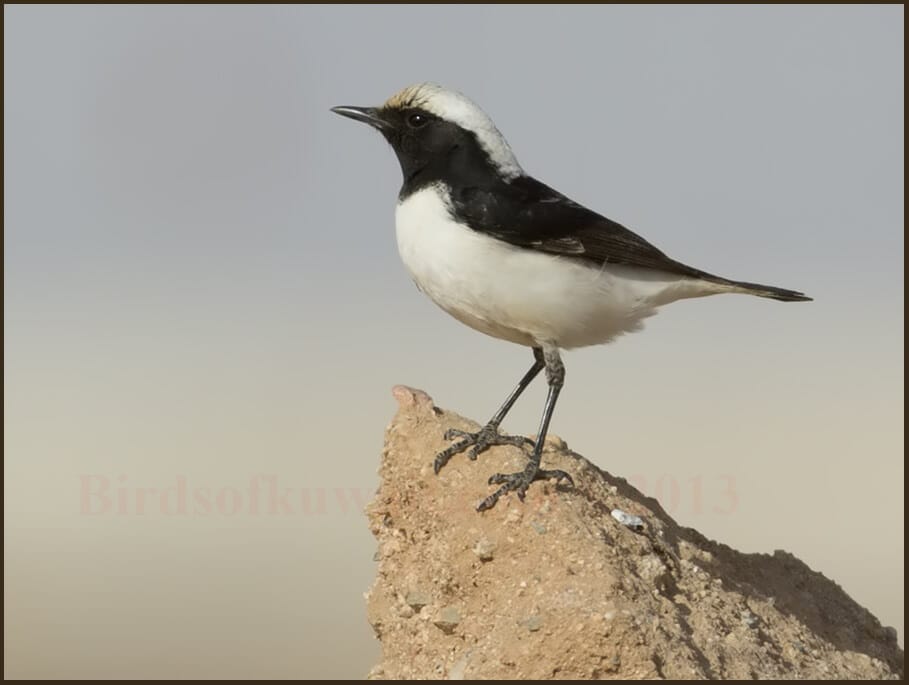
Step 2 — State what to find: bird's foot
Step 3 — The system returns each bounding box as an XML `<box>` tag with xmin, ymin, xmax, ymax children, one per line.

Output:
<box><xmin>433</xmin><ymin>424</ymin><xmax>532</xmax><ymax>474</ymax></box>
<box><xmin>477</xmin><ymin>464</ymin><xmax>574</xmax><ymax>512</ymax></box>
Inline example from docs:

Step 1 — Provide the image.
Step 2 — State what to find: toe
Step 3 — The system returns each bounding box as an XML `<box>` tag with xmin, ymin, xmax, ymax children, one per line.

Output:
<box><xmin>476</xmin><ymin>495</ymin><xmax>497</xmax><ymax>512</ymax></box>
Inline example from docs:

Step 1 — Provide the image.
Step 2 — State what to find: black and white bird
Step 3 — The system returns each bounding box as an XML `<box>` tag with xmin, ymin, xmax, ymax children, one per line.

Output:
<box><xmin>332</xmin><ymin>83</ymin><xmax>811</xmax><ymax>512</ymax></box>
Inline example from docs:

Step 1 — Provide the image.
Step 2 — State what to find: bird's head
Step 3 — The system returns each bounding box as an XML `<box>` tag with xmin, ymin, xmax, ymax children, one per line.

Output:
<box><xmin>331</xmin><ymin>83</ymin><xmax>523</xmax><ymax>188</ymax></box>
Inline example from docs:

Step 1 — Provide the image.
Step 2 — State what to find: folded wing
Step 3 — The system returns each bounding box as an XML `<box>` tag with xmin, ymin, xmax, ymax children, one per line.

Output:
<box><xmin>449</xmin><ymin>176</ymin><xmax>811</xmax><ymax>302</ymax></box>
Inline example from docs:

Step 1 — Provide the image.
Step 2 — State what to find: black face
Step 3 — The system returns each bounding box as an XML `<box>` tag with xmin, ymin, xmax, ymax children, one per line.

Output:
<box><xmin>332</xmin><ymin>105</ymin><xmax>500</xmax><ymax>197</ymax></box>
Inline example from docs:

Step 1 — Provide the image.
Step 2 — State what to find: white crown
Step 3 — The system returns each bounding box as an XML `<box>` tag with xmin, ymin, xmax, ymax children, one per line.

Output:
<box><xmin>385</xmin><ymin>83</ymin><xmax>523</xmax><ymax>180</ymax></box>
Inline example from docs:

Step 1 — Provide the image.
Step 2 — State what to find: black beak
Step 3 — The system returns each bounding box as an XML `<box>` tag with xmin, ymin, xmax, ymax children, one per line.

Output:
<box><xmin>330</xmin><ymin>105</ymin><xmax>392</xmax><ymax>132</ymax></box>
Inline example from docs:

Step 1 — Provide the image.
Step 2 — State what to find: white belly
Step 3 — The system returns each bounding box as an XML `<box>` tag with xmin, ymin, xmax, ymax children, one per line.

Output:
<box><xmin>395</xmin><ymin>184</ymin><xmax>722</xmax><ymax>349</ymax></box>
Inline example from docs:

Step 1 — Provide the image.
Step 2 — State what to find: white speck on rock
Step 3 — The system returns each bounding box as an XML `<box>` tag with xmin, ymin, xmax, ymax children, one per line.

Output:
<box><xmin>611</xmin><ymin>509</ymin><xmax>644</xmax><ymax>531</ymax></box>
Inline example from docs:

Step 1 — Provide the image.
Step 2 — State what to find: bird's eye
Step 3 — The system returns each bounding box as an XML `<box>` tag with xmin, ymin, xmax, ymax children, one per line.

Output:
<box><xmin>407</xmin><ymin>112</ymin><xmax>429</xmax><ymax>128</ymax></box>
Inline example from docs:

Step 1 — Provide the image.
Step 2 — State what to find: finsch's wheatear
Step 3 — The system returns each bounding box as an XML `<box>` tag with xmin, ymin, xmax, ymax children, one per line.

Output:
<box><xmin>332</xmin><ymin>83</ymin><xmax>811</xmax><ymax>511</ymax></box>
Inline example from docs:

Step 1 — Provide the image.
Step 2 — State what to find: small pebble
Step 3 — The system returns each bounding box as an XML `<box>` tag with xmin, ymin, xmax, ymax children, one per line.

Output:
<box><xmin>473</xmin><ymin>538</ymin><xmax>496</xmax><ymax>562</ymax></box>
<box><xmin>546</xmin><ymin>434</ymin><xmax>566</xmax><ymax>450</ymax></box>
<box><xmin>434</xmin><ymin>606</ymin><xmax>461</xmax><ymax>634</ymax></box>
<box><xmin>525</xmin><ymin>615</ymin><xmax>542</xmax><ymax>632</ymax></box>
<box><xmin>611</xmin><ymin>509</ymin><xmax>644</xmax><ymax>531</ymax></box>
<box><xmin>530</xmin><ymin>520</ymin><xmax>547</xmax><ymax>535</ymax></box>
<box><xmin>406</xmin><ymin>591</ymin><xmax>430</xmax><ymax>611</ymax></box>
<box><xmin>741</xmin><ymin>610</ymin><xmax>759</xmax><ymax>628</ymax></box>
<box><xmin>448</xmin><ymin>652</ymin><xmax>470</xmax><ymax>680</ymax></box>
<box><xmin>505</xmin><ymin>508</ymin><xmax>522</xmax><ymax>524</ymax></box>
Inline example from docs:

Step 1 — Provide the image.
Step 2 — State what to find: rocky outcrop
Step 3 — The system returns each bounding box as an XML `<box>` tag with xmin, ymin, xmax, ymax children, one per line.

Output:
<box><xmin>365</xmin><ymin>386</ymin><xmax>903</xmax><ymax>680</ymax></box>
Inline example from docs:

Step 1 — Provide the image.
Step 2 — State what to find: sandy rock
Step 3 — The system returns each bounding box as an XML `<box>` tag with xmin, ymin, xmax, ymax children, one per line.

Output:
<box><xmin>365</xmin><ymin>386</ymin><xmax>904</xmax><ymax>680</ymax></box>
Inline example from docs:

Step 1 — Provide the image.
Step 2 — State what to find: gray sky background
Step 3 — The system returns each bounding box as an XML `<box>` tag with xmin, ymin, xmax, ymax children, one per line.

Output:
<box><xmin>4</xmin><ymin>5</ymin><xmax>903</xmax><ymax>679</ymax></box>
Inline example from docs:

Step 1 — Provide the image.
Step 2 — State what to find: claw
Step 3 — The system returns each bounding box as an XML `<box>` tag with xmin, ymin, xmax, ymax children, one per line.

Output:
<box><xmin>477</xmin><ymin>465</ymin><xmax>574</xmax><ymax>511</ymax></box>
<box><xmin>434</xmin><ymin>438</ymin><xmax>471</xmax><ymax>474</ymax></box>
<box><xmin>433</xmin><ymin>423</ymin><xmax>530</xmax><ymax>474</ymax></box>
<box><xmin>435</xmin><ymin>423</ymin><xmax>575</xmax><ymax>511</ymax></box>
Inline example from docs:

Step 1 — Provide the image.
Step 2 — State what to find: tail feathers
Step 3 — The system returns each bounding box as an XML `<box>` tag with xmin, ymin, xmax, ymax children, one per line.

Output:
<box><xmin>724</xmin><ymin>279</ymin><xmax>813</xmax><ymax>302</ymax></box>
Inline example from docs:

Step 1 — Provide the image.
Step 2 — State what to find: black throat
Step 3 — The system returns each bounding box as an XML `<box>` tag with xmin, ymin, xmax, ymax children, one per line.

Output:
<box><xmin>390</xmin><ymin>123</ymin><xmax>506</xmax><ymax>202</ymax></box>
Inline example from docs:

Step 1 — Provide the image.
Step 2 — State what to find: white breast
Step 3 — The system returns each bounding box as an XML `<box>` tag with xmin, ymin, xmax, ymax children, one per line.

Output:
<box><xmin>395</xmin><ymin>184</ymin><xmax>723</xmax><ymax>349</ymax></box>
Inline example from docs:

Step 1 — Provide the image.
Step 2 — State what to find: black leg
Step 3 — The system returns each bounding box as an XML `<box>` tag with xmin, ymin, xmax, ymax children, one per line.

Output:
<box><xmin>477</xmin><ymin>346</ymin><xmax>574</xmax><ymax>512</ymax></box>
<box><xmin>434</xmin><ymin>348</ymin><xmax>545</xmax><ymax>474</ymax></box>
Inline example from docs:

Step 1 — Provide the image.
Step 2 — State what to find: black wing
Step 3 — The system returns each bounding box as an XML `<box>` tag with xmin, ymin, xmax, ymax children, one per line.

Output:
<box><xmin>449</xmin><ymin>175</ymin><xmax>723</xmax><ymax>282</ymax></box>
<box><xmin>448</xmin><ymin>176</ymin><xmax>811</xmax><ymax>302</ymax></box>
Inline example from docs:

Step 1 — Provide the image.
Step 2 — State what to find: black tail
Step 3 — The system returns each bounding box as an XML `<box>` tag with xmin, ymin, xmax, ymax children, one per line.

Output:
<box><xmin>726</xmin><ymin>279</ymin><xmax>813</xmax><ymax>302</ymax></box>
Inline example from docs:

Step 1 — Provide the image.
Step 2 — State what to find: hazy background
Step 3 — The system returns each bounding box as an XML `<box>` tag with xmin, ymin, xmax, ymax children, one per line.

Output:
<box><xmin>4</xmin><ymin>5</ymin><xmax>903</xmax><ymax>679</ymax></box>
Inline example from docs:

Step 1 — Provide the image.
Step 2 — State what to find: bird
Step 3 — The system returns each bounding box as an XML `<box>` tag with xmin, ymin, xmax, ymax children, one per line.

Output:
<box><xmin>331</xmin><ymin>83</ymin><xmax>811</xmax><ymax>512</ymax></box>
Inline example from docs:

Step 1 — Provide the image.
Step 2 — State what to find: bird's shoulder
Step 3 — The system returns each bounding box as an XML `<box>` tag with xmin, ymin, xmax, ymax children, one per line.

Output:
<box><xmin>448</xmin><ymin>175</ymin><xmax>716</xmax><ymax>280</ymax></box>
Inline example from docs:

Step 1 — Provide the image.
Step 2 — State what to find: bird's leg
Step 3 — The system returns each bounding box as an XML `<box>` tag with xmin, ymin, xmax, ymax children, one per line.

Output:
<box><xmin>478</xmin><ymin>346</ymin><xmax>573</xmax><ymax>512</ymax></box>
<box><xmin>433</xmin><ymin>348</ymin><xmax>545</xmax><ymax>474</ymax></box>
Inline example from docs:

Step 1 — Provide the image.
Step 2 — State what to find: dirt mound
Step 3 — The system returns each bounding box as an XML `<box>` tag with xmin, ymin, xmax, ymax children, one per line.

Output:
<box><xmin>365</xmin><ymin>386</ymin><xmax>903</xmax><ymax>679</ymax></box>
